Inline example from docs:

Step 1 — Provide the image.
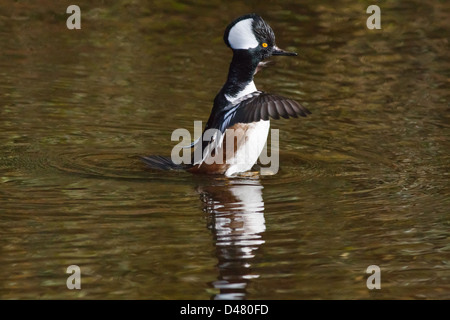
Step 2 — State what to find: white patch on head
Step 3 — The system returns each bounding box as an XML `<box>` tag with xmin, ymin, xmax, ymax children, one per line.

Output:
<box><xmin>228</xmin><ymin>18</ymin><xmax>259</xmax><ymax>50</ymax></box>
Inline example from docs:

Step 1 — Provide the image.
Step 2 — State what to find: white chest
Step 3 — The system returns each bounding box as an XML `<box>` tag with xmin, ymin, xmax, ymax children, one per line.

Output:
<box><xmin>225</xmin><ymin>120</ymin><xmax>270</xmax><ymax>176</ymax></box>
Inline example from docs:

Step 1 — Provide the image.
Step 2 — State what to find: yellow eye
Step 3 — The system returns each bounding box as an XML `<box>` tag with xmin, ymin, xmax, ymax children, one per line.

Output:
<box><xmin>262</xmin><ymin>43</ymin><xmax>268</xmax><ymax>48</ymax></box>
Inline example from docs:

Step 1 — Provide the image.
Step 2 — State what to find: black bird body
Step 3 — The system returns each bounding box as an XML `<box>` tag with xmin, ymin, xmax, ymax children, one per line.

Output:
<box><xmin>142</xmin><ymin>13</ymin><xmax>310</xmax><ymax>176</ymax></box>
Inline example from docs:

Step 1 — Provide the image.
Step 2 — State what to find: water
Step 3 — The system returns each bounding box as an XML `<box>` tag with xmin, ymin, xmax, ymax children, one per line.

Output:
<box><xmin>0</xmin><ymin>0</ymin><xmax>449</xmax><ymax>299</ymax></box>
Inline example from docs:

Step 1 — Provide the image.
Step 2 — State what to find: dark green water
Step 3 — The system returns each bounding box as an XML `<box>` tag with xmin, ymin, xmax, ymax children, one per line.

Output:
<box><xmin>0</xmin><ymin>1</ymin><xmax>449</xmax><ymax>299</ymax></box>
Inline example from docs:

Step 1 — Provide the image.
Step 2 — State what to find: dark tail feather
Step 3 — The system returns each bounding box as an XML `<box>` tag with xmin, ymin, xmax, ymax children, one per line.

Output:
<box><xmin>141</xmin><ymin>155</ymin><xmax>190</xmax><ymax>171</ymax></box>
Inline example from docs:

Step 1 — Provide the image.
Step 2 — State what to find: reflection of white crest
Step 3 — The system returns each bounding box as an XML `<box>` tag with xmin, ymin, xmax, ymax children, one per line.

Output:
<box><xmin>228</xmin><ymin>18</ymin><xmax>259</xmax><ymax>50</ymax></box>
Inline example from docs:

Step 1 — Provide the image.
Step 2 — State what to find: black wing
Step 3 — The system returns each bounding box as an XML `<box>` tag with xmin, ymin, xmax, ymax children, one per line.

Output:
<box><xmin>217</xmin><ymin>91</ymin><xmax>311</xmax><ymax>133</ymax></box>
<box><xmin>193</xmin><ymin>91</ymin><xmax>311</xmax><ymax>163</ymax></box>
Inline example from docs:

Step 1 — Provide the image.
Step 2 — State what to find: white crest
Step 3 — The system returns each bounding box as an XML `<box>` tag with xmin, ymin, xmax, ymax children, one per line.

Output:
<box><xmin>228</xmin><ymin>18</ymin><xmax>259</xmax><ymax>50</ymax></box>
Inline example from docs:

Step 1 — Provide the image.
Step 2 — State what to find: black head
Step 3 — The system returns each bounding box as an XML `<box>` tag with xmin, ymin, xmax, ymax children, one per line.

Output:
<box><xmin>223</xmin><ymin>13</ymin><xmax>297</xmax><ymax>60</ymax></box>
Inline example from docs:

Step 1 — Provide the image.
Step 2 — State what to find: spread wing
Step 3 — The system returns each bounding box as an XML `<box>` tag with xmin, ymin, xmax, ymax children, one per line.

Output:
<box><xmin>193</xmin><ymin>91</ymin><xmax>311</xmax><ymax>165</ymax></box>
<box><xmin>216</xmin><ymin>91</ymin><xmax>311</xmax><ymax>133</ymax></box>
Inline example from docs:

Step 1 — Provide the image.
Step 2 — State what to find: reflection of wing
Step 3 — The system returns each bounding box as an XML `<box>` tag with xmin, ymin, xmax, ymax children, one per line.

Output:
<box><xmin>212</xmin><ymin>91</ymin><xmax>311</xmax><ymax>134</ymax></box>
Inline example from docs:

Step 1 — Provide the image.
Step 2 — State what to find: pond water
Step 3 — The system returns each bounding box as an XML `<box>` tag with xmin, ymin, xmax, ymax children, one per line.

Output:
<box><xmin>0</xmin><ymin>0</ymin><xmax>448</xmax><ymax>299</ymax></box>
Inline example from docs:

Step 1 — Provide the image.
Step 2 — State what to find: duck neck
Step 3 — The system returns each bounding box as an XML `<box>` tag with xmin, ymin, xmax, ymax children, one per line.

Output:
<box><xmin>221</xmin><ymin>50</ymin><xmax>259</xmax><ymax>99</ymax></box>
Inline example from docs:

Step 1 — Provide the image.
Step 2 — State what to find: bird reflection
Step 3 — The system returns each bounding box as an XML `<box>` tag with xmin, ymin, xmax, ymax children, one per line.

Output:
<box><xmin>197</xmin><ymin>176</ymin><xmax>265</xmax><ymax>300</ymax></box>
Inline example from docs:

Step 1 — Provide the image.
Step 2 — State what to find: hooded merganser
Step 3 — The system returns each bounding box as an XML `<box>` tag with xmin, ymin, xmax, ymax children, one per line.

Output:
<box><xmin>142</xmin><ymin>13</ymin><xmax>310</xmax><ymax>176</ymax></box>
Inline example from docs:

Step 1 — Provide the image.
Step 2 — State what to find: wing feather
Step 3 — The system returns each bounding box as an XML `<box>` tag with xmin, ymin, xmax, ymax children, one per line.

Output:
<box><xmin>198</xmin><ymin>91</ymin><xmax>311</xmax><ymax>159</ymax></box>
<box><xmin>220</xmin><ymin>91</ymin><xmax>311</xmax><ymax>127</ymax></box>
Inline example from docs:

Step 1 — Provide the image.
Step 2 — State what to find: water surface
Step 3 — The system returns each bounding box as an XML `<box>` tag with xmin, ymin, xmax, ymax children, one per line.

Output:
<box><xmin>0</xmin><ymin>0</ymin><xmax>449</xmax><ymax>299</ymax></box>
